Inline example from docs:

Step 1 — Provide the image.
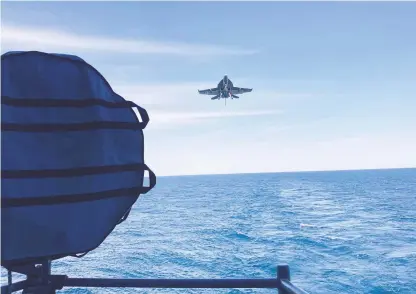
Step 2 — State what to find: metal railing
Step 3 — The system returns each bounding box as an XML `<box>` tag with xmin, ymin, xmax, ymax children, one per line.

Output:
<box><xmin>1</xmin><ymin>263</ymin><xmax>309</xmax><ymax>294</ymax></box>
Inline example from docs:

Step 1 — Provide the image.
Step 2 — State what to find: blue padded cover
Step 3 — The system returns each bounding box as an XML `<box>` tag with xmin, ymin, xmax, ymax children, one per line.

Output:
<box><xmin>1</xmin><ymin>51</ymin><xmax>156</xmax><ymax>267</ymax></box>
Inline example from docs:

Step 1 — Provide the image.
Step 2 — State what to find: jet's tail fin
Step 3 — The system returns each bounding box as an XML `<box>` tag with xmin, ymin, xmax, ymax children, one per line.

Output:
<box><xmin>211</xmin><ymin>95</ymin><xmax>220</xmax><ymax>100</ymax></box>
<box><xmin>231</xmin><ymin>94</ymin><xmax>239</xmax><ymax>99</ymax></box>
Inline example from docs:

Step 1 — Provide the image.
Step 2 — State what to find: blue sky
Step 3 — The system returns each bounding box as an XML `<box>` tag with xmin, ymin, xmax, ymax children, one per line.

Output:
<box><xmin>2</xmin><ymin>1</ymin><xmax>416</xmax><ymax>176</ymax></box>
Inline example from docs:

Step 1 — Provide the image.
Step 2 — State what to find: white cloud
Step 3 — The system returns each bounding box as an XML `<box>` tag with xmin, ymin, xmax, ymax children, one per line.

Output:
<box><xmin>113</xmin><ymin>82</ymin><xmax>212</xmax><ymax>107</ymax></box>
<box><xmin>115</xmin><ymin>81</ymin><xmax>286</xmax><ymax>129</ymax></box>
<box><xmin>147</xmin><ymin>131</ymin><xmax>416</xmax><ymax>176</ymax></box>
<box><xmin>2</xmin><ymin>16</ymin><xmax>414</xmax><ymax>177</ymax></box>
<box><xmin>113</xmin><ymin>81</ymin><xmax>309</xmax><ymax>109</ymax></box>
<box><xmin>147</xmin><ymin>109</ymin><xmax>281</xmax><ymax>129</ymax></box>
<box><xmin>1</xmin><ymin>24</ymin><xmax>258</xmax><ymax>56</ymax></box>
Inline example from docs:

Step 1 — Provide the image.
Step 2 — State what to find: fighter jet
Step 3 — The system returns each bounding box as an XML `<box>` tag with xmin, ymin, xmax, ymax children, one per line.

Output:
<box><xmin>198</xmin><ymin>75</ymin><xmax>252</xmax><ymax>104</ymax></box>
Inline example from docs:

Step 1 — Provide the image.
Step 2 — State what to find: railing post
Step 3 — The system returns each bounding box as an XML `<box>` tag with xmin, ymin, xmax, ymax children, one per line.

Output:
<box><xmin>277</xmin><ymin>265</ymin><xmax>290</xmax><ymax>294</ymax></box>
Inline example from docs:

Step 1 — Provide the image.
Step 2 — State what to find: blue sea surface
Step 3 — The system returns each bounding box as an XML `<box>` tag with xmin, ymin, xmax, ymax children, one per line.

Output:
<box><xmin>2</xmin><ymin>168</ymin><xmax>416</xmax><ymax>293</ymax></box>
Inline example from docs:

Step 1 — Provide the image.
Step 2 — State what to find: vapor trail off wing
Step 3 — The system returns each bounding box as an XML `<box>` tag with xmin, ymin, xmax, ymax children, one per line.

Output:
<box><xmin>198</xmin><ymin>88</ymin><xmax>219</xmax><ymax>95</ymax></box>
<box><xmin>231</xmin><ymin>87</ymin><xmax>252</xmax><ymax>94</ymax></box>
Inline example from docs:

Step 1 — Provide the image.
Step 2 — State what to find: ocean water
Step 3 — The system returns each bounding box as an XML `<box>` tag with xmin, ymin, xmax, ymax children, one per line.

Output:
<box><xmin>2</xmin><ymin>168</ymin><xmax>416</xmax><ymax>293</ymax></box>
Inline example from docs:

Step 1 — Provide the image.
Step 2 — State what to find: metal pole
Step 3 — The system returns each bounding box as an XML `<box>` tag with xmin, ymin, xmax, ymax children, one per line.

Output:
<box><xmin>277</xmin><ymin>265</ymin><xmax>290</xmax><ymax>294</ymax></box>
<box><xmin>65</xmin><ymin>278</ymin><xmax>280</xmax><ymax>289</ymax></box>
<box><xmin>280</xmin><ymin>280</ymin><xmax>310</xmax><ymax>294</ymax></box>
<box><xmin>7</xmin><ymin>271</ymin><xmax>12</xmax><ymax>294</ymax></box>
<box><xmin>2</xmin><ymin>264</ymin><xmax>310</xmax><ymax>294</ymax></box>
<box><xmin>277</xmin><ymin>265</ymin><xmax>309</xmax><ymax>294</ymax></box>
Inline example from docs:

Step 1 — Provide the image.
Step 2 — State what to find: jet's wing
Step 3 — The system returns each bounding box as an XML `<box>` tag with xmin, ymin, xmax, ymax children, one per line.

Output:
<box><xmin>231</xmin><ymin>87</ymin><xmax>253</xmax><ymax>94</ymax></box>
<box><xmin>198</xmin><ymin>88</ymin><xmax>220</xmax><ymax>95</ymax></box>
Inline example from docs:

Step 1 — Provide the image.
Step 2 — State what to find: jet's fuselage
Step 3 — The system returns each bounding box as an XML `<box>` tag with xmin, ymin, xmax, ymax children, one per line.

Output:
<box><xmin>218</xmin><ymin>75</ymin><xmax>234</xmax><ymax>97</ymax></box>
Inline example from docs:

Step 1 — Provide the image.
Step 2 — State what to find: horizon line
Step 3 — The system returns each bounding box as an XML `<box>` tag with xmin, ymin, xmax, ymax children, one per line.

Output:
<box><xmin>153</xmin><ymin>166</ymin><xmax>416</xmax><ymax>178</ymax></box>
